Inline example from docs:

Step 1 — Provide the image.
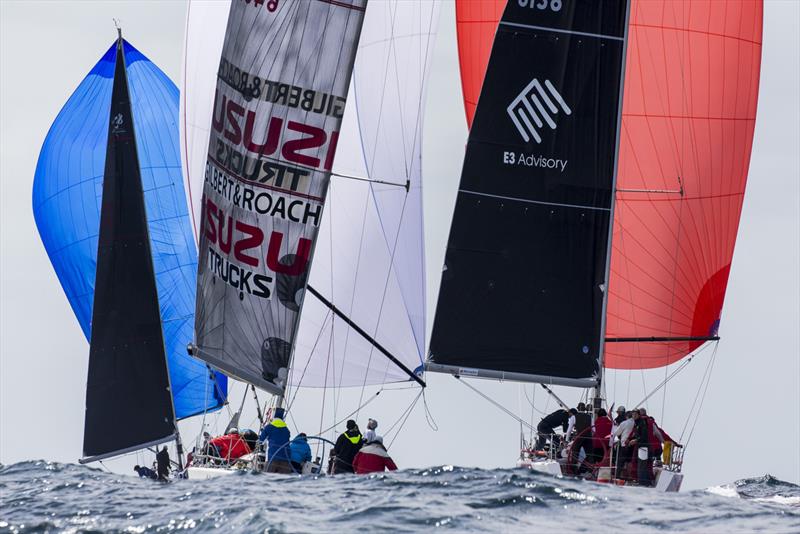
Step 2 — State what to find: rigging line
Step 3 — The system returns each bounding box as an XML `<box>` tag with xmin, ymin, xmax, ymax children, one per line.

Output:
<box><xmin>286</xmin><ymin>310</ymin><xmax>333</xmax><ymax>411</ymax></box>
<box><xmin>523</xmin><ymin>386</ymin><xmax>548</xmax><ymax>417</ymax></box>
<box><xmin>317</xmin><ymin>390</ymin><xmax>383</xmax><ymax>436</ymax></box>
<box><xmin>421</xmin><ymin>389</ymin><xmax>439</xmax><ymax>432</ymax></box>
<box><xmin>387</xmin><ymin>391</ymin><xmax>423</xmax><ymax>449</ymax></box>
<box><xmin>339</xmin><ymin>182</ymin><xmax>372</xmax><ymax>412</ymax></box>
<box><xmin>384</xmin><ymin>389</ymin><xmax>423</xmax><ymax>437</ymax></box>
<box><xmin>684</xmin><ymin>343</ymin><xmax>720</xmax><ymax>450</ymax></box>
<box><xmin>306</xmin><ymin>284</ymin><xmax>426</xmax><ymax>388</ymax></box>
<box><xmin>631</xmin><ymin>341</ymin><xmax>715</xmax><ymax>409</ymax></box>
<box><xmin>679</xmin><ymin>341</ymin><xmax>718</xmax><ymax>443</ymax></box>
<box><xmin>453</xmin><ymin>375</ymin><xmax>535</xmax><ymax>432</ymax></box>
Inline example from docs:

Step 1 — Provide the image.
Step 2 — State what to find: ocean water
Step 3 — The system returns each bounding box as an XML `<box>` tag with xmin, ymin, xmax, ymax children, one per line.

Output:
<box><xmin>1</xmin><ymin>461</ymin><xmax>798</xmax><ymax>533</ymax></box>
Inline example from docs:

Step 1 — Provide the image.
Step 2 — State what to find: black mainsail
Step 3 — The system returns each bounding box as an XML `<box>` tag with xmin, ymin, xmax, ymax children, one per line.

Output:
<box><xmin>428</xmin><ymin>1</ymin><xmax>629</xmax><ymax>387</ymax></box>
<box><xmin>81</xmin><ymin>34</ymin><xmax>177</xmax><ymax>463</ymax></box>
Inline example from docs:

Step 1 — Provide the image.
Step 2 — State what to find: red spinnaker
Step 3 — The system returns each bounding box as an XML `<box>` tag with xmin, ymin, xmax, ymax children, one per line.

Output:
<box><xmin>455</xmin><ymin>0</ymin><xmax>505</xmax><ymax>128</ymax></box>
<box><xmin>454</xmin><ymin>0</ymin><xmax>763</xmax><ymax>369</ymax></box>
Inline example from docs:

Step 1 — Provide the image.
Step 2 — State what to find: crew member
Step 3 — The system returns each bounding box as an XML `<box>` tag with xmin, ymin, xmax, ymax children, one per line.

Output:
<box><xmin>353</xmin><ymin>436</ymin><xmax>398</xmax><ymax>474</ymax></box>
<box><xmin>331</xmin><ymin>420</ymin><xmax>363</xmax><ymax>474</ymax></box>
<box><xmin>134</xmin><ymin>464</ymin><xmax>158</xmax><ymax>479</ymax></box>
<box><xmin>591</xmin><ymin>408</ymin><xmax>613</xmax><ymax>464</ymax></box>
<box><xmin>156</xmin><ymin>446</ymin><xmax>171</xmax><ymax>481</ymax></box>
<box><xmin>614</xmin><ymin>406</ymin><xmax>627</xmax><ymax>425</ymax></box>
<box><xmin>260</xmin><ymin>408</ymin><xmax>292</xmax><ymax>474</ymax></box>
<box><xmin>289</xmin><ymin>433</ymin><xmax>312</xmax><ymax>473</ymax></box>
<box><xmin>364</xmin><ymin>418</ymin><xmax>378</xmax><ymax>443</ymax></box>
<box><xmin>535</xmin><ymin>409</ymin><xmax>571</xmax><ymax>450</ymax></box>
<box><xmin>208</xmin><ymin>428</ymin><xmax>251</xmax><ymax>464</ymax></box>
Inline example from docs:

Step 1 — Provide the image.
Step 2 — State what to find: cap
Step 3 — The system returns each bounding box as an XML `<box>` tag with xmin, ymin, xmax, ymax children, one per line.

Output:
<box><xmin>274</xmin><ymin>407</ymin><xmax>286</xmax><ymax>420</ymax></box>
<box><xmin>346</xmin><ymin>419</ymin><xmax>357</xmax><ymax>430</ymax></box>
<box><xmin>228</xmin><ymin>427</ymin><xmax>239</xmax><ymax>434</ymax></box>
<box><xmin>617</xmin><ymin>406</ymin><xmax>626</xmax><ymax>413</ymax></box>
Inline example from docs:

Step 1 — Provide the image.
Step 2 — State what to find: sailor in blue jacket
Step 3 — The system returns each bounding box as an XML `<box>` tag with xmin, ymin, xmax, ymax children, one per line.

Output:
<box><xmin>259</xmin><ymin>407</ymin><xmax>292</xmax><ymax>473</ymax></box>
<box><xmin>289</xmin><ymin>433</ymin><xmax>313</xmax><ymax>472</ymax></box>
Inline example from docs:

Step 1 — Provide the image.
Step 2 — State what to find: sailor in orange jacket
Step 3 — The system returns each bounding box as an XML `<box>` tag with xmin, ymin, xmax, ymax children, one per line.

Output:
<box><xmin>352</xmin><ymin>436</ymin><xmax>398</xmax><ymax>474</ymax></box>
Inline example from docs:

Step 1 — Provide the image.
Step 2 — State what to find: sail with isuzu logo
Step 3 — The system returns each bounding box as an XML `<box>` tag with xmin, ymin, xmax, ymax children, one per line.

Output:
<box><xmin>190</xmin><ymin>0</ymin><xmax>370</xmax><ymax>395</ymax></box>
<box><xmin>181</xmin><ymin>0</ymin><xmax>440</xmax><ymax>478</ymax></box>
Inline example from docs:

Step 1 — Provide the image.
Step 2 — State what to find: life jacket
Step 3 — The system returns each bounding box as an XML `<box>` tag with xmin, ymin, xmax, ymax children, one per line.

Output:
<box><xmin>574</xmin><ymin>412</ymin><xmax>591</xmax><ymax>434</ymax></box>
<box><xmin>644</xmin><ymin>417</ymin><xmax>661</xmax><ymax>452</ymax></box>
<box><xmin>332</xmin><ymin>430</ymin><xmax>363</xmax><ymax>472</ymax></box>
<box><xmin>592</xmin><ymin>417</ymin><xmax>613</xmax><ymax>449</ymax></box>
<box><xmin>260</xmin><ymin>418</ymin><xmax>291</xmax><ymax>462</ymax></box>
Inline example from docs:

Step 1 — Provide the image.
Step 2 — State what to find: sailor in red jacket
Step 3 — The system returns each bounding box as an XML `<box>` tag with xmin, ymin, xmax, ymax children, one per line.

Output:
<box><xmin>352</xmin><ymin>436</ymin><xmax>398</xmax><ymax>474</ymax></box>
<box><xmin>208</xmin><ymin>428</ymin><xmax>251</xmax><ymax>464</ymax></box>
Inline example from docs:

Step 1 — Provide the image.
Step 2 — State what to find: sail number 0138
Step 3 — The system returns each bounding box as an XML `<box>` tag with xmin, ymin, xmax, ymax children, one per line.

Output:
<box><xmin>518</xmin><ymin>0</ymin><xmax>563</xmax><ymax>11</ymax></box>
<box><xmin>242</xmin><ymin>0</ymin><xmax>278</xmax><ymax>13</ymax></box>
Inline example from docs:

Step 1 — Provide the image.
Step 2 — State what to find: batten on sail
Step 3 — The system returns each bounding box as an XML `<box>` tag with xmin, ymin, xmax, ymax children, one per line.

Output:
<box><xmin>428</xmin><ymin>1</ymin><xmax>630</xmax><ymax>385</ymax></box>
<box><xmin>81</xmin><ymin>36</ymin><xmax>177</xmax><ymax>463</ymax></box>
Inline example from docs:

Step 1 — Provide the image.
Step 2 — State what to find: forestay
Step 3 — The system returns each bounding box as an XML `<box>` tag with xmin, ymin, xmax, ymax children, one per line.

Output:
<box><xmin>428</xmin><ymin>0</ymin><xmax>630</xmax><ymax>386</ymax></box>
<box><xmin>192</xmin><ymin>0</ymin><xmax>368</xmax><ymax>394</ymax></box>
<box><xmin>33</xmin><ymin>39</ymin><xmax>226</xmax><ymax>420</ymax></box>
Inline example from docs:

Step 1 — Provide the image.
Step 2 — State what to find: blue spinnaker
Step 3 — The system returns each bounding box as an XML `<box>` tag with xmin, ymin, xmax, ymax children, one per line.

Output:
<box><xmin>32</xmin><ymin>40</ymin><xmax>226</xmax><ymax>419</ymax></box>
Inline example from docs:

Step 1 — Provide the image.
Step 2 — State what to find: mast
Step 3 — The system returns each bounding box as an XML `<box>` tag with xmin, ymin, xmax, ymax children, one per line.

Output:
<box><xmin>594</xmin><ymin>0</ymin><xmax>632</xmax><ymax>414</ymax></box>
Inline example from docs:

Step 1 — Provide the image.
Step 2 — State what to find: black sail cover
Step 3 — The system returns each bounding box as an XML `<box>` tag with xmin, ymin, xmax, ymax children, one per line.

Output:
<box><xmin>428</xmin><ymin>0</ymin><xmax>629</xmax><ymax>386</ymax></box>
<box><xmin>82</xmin><ymin>37</ymin><xmax>176</xmax><ymax>462</ymax></box>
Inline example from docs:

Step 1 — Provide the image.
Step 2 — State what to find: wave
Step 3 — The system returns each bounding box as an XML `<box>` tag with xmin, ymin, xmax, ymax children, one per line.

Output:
<box><xmin>1</xmin><ymin>461</ymin><xmax>799</xmax><ymax>533</ymax></box>
<box><xmin>707</xmin><ymin>474</ymin><xmax>800</xmax><ymax>507</ymax></box>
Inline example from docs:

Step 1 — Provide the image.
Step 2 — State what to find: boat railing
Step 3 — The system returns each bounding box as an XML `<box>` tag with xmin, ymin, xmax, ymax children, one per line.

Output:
<box><xmin>259</xmin><ymin>435</ymin><xmax>336</xmax><ymax>474</ymax></box>
<box><xmin>520</xmin><ymin>434</ymin><xmax>563</xmax><ymax>461</ymax></box>
<box><xmin>661</xmin><ymin>441</ymin><xmax>684</xmax><ymax>473</ymax></box>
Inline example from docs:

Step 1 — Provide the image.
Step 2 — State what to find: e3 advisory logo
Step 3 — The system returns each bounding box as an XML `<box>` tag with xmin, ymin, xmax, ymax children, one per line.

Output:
<box><xmin>507</xmin><ymin>78</ymin><xmax>571</xmax><ymax>144</ymax></box>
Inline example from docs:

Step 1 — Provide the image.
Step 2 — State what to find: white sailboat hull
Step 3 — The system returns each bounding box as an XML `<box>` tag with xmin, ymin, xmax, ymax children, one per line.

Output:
<box><xmin>517</xmin><ymin>456</ymin><xmax>683</xmax><ymax>492</ymax></box>
<box><xmin>184</xmin><ymin>466</ymin><xmax>237</xmax><ymax>480</ymax></box>
<box><xmin>516</xmin><ymin>457</ymin><xmax>563</xmax><ymax>477</ymax></box>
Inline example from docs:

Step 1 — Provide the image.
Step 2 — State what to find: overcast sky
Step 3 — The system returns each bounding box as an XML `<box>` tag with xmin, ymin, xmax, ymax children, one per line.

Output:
<box><xmin>1</xmin><ymin>1</ymin><xmax>797</xmax><ymax>491</ymax></box>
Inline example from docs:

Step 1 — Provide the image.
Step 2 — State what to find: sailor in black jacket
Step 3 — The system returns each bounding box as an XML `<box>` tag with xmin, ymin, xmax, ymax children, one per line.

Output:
<box><xmin>331</xmin><ymin>420</ymin><xmax>363</xmax><ymax>474</ymax></box>
<box><xmin>535</xmin><ymin>409</ymin><xmax>571</xmax><ymax>450</ymax></box>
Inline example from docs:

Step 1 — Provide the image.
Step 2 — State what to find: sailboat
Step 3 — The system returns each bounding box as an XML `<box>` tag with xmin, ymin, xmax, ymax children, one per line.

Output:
<box><xmin>425</xmin><ymin>0</ymin><xmax>763</xmax><ymax>492</ymax></box>
<box><xmin>180</xmin><ymin>0</ymin><xmax>441</xmax><ymax>478</ymax></box>
<box><xmin>33</xmin><ymin>31</ymin><xmax>228</xmax><ymax>467</ymax></box>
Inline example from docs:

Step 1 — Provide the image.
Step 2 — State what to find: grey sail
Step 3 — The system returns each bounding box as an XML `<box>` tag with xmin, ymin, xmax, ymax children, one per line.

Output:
<box><xmin>193</xmin><ymin>0</ymin><xmax>368</xmax><ymax>394</ymax></box>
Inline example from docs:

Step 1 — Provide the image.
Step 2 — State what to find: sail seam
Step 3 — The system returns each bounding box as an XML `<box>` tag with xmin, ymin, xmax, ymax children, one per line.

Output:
<box><xmin>459</xmin><ymin>189</ymin><xmax>610</xmax><ymax>212</ymax></box>
<box><xmin>499</xmin><ymin>21</ymin><xmax>624</xmax><ymax>42</ymax></box>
